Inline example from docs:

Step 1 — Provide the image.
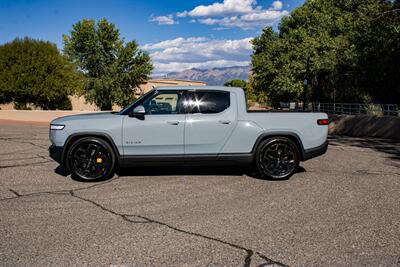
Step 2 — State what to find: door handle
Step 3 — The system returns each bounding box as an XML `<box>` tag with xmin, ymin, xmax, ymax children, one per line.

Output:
<box><xmin>219</xmin><ymin>120</ymin><xmax>231</xmax><ymax>124</ymax></box>
<box><xmin>167</xmin><ymin>121</ymin><xmax>180</xmax><ymax>125</ymax></box>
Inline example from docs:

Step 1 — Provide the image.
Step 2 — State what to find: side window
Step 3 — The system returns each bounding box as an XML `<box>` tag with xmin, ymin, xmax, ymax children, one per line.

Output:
<box><xmin>184</xmin><ymin>91</ymin><xmax>230</xmax><ymax>114</ymax></box>
<box><xmin>142</xmin><ymin>91</ymin><xmax>182</xmax><ymax>115</ymax></box>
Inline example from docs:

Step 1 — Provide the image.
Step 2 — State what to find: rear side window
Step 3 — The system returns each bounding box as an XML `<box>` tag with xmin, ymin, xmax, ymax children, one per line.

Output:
<box><xmin>184</xmin><ymin>91</ymin><xmax>230</xmax><ymax>114</ymax></box>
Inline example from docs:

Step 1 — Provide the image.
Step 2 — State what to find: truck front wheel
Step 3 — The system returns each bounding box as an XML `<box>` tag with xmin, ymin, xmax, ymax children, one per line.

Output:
<box><xmin>255</xmin><ymin>137</ymin><xmax>300</xmax><ymax>180</ymax></box>
<box><xmin>67</xmin><ymin>137</ymin><xmax>115</xmax><ymax>181</ymax></box>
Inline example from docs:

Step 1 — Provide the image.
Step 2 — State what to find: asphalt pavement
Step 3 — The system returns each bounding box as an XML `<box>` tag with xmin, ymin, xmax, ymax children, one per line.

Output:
<box><xmin>0</xmin><ymin>123</ymin><xmax>399</xmax><ymax>266</ymax></box>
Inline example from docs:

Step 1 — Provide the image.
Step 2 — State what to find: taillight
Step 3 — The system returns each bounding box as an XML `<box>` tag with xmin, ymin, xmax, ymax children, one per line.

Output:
<box><xmin>317</xmin><ymin>119</ymin><xmax>329</xmax><ymax>125</ymax></box>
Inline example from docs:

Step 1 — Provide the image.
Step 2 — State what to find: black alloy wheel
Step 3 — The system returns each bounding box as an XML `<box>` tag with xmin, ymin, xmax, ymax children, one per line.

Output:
<box><xmin>256</xmin><ymin>137</ymin><xmax>300</xmax><ymax>180</ymax></box>
<box><xmin>67</xmin><ymin>137</ymin><xmax>115</xmax><ymax>181</ymax></box>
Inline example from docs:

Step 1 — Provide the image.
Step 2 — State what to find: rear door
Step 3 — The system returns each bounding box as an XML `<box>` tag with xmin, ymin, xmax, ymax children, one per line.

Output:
<box><xmin>183</xmin><ymin>90</ymin><xmax>237</xmax><ymax>155</ymax></box>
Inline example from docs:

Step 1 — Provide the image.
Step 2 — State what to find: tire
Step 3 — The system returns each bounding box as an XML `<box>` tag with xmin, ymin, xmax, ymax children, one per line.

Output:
<box><xmin>67</xmin><ymin>137</ymin><xmax>116</xmax><ymax>182</ymax></box>
<box><xmin>255</xmin><ymin>137</ymin><xmax>300</xmax><ymax>180</ymax></box>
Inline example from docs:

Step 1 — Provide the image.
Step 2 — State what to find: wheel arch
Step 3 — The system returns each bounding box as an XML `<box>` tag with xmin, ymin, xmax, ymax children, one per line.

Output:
<box><xmin>251</xmin><ymin>132</ymin><xmax>305</xmax><ymax>161</ymax></box>
<box><xmin>61</xmin><ymin>132</ymin><xmax>121</xmax><ymax>166</ymax></box>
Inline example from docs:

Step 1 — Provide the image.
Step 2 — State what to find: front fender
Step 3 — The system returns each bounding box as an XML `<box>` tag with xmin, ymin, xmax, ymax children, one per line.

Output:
<box><xmin>60</xmin><ymin>132</ymin><xmax>121</xmax><ymax>166</ymax></box>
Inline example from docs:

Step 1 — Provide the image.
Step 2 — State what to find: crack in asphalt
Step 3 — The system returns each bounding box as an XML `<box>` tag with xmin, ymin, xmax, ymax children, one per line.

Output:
<box><xmin>0</xmin><ymin>136</ymin><xmax>48</xmax><ymax>141</ymax></box>
<box><xmin>0</xmin><ymin>175</ymin><xmax>120</xmax><ymax>202</ymax></box>
<box><xmin>70</xmin><ymin>190</ymin><xmax>287</xmax><ymax>266</ymax></box>
<box><xmin>0</xmin><ymin>136</ymin><xmax>52</xmax><ymax>168</ymax></box>
<box><xmin>9</xmin><ymin>189</ymin><xmax>21</xmax><ymax>197</ymax></box>
<box><xmin>0</xmin><ymin>137</ymin><xmax>48</xmax><ymax>150</ymax></box>
<box><xmin>2</xmin><ymin>179</ymin><xmax>288</xmax><ymax>267</ymax></box>
<box><xmin>71</xmin><ymin>193</ymin><xmax>287</xmax><ymax>267</ymax></box>
<box><xmin>244</xmin><ymin>250</ymin><xmax>254</xmax><ymax>267</ymax></box>
<box><xmin>69</xmin><ymin>191</ymin><xmax>288</xmax><ymax>267</ymax></box>
<box><xmin>0</xmin><ymin>155</ymin><xmax>49</xmax><ymax>162</ymax></box>
<box><xmin>0</xmin><ymin>160</ymin><xmax>54</xmax><ymax>169</ymax></box>
<box><xmin>256</xmin><ymin>253</ymin><xmax>288</xmax><ymax>266</ymax></box>
<box><xmin>0</xmin><ymin>150</ymin><xmax>31</xmax><ymax>156</ymax></box>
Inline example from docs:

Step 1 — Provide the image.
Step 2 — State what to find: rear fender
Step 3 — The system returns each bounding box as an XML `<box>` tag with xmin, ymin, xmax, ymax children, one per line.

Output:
<box><xmin>251</xmin><ymin>132</ymin><xmax>306</xmax><ymax>161</ymax></box>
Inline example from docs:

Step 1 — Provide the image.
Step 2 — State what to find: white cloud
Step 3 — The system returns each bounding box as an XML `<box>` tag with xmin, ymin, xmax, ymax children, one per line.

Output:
<box><xmin>271</xmin><ymin>1</ymin><xmax>283</xmax><ymax>10</ymax></box>
<box><xmin>197</xmin><ymin>9</ymin><xmax>288</xmax><ymax>29</ymax></box>
<box><xmin>241</xmin><ymin>10</ymin><xmax>286</xmax><ymax>21</ymax></box>
<box><xmin>142</xmin><ymin>37</ymin><xmax>208</xmax><ymax>50</ymax></box>
<box><xmin>177</xmin><ymin>0</ymin><xmax>256</xmax><ymax>17</ymax></box>
<box><xmin>142</xmin><ymin>37</ymin><xmax>253</xmax><ymax>75</ymax></box>
<box><xmin>175</xmin><ymin>0</ymin><xmax>289</xmax><ymax>29</ymax></box>
<box><xmin>149</xmin><ymin>15</ymin><xmax>177</xmax><ymax>25</ymax></box>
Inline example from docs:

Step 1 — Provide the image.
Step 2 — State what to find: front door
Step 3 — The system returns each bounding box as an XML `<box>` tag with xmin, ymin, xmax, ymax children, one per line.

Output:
<box><xmin>122</xmin><ymin>90</ymin><xmax>185</xmax><ymax>155</ymax></box>
<box><xmin>184</xmin><ymin>90</ymin><xmax>237</xmax><ymax>155</ymax></box>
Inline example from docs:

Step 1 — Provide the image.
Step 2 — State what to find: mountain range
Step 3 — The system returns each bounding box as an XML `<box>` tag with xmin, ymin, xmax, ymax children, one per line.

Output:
<box><xmin>156</xmin><ymin>66</ymin><xmax>251</xmax><ymax>86</ymax></box>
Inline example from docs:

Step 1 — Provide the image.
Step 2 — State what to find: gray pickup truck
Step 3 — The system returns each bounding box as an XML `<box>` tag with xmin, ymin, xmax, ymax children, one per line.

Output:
<box><xmin>49</xmin><ymin>86</ymin><xmax>328</xmax><ymax>181</ymax></box>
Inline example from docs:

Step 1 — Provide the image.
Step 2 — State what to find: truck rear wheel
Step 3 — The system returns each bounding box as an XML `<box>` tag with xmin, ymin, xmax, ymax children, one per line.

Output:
<box><xmin>255</xmin><ymin>137</ymin><xmax>300</xmax><ymax>180</ymax></box>
<box><xmin>67</xmin><ymin>137</ymin><xmax>115</xmax><ymax>182</ymax></box>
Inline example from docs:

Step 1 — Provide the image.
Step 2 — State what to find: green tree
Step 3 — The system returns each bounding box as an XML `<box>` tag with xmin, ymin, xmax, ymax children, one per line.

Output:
<box><xmin>251</xmin><ymin>0</ymin><xmax>400</xmax><ymax>106</ymax></box>
<box><xmin>0</xmin><ymin>38</ymin><xmax>80</xmax><ymax>110</ymax></box>
<box><xmin>224</xmin><ymin>78</ymin><xmax>260</xmax><ymax>102</ymax></box>
<box><xmin>224</xmin><ymin>79</ymin><xmax>247</xmax><ymax>88</ymax></box>
<box><xmin>351</xmin><ymin>0</ymin><xmax>400</xmax><ymax>103</ymax></box>
<box><xmin>63</xmin><ymin>18</ymin><xmax>153</xmax><ymax>110</ymax></box>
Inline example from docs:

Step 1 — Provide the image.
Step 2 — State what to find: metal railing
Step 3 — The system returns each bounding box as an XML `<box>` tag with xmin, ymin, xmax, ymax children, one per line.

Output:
<box><xmin>312</xmin><ymin>103</ymin><xmax>399</xmax><ymax>117</ymax></box>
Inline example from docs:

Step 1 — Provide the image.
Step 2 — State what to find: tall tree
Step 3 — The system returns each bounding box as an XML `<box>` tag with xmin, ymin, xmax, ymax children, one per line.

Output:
<box><xmin>352</xmin><ymin>0</ymin><xmax>400</xmax><ymax>103</ymax></box>
<box><xmin>251</xmin><ymin>0</ymin><xmax>400</xmax><ymax>106</ymax></box>
<box><xmin>0</xmin><ymin>38</ymin><xmax>80</xmax><ymax>110</ymax></box>
<box><xmin>63</xmin><ymin>19</ymin><xmax>153</xmax><ymax>110</ymax></box>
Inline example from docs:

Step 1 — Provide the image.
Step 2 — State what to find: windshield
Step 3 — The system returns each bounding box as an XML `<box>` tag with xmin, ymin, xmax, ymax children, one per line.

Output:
<box><xmin>118</xmin><ymin>89</ymin><xmax>155</xmax><ymax>114</ymax></box>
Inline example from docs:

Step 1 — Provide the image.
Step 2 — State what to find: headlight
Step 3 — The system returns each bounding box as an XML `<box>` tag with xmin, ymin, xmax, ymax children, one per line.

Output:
<box><xmin>50</xmin><ymin>124</ymin><xmax>65</xmax><ymax>130</ymax></box>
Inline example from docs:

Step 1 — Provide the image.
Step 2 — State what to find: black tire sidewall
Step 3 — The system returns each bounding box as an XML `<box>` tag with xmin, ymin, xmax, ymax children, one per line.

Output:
<box><xmin>256</xmin><ymin>137</ymin><xmax>300</xmax><ymax>180</ymax></box>
<box><xmin>67</xmin><ymin>137</ymin><xmax>116</xmax><ymax>182</ymax></box>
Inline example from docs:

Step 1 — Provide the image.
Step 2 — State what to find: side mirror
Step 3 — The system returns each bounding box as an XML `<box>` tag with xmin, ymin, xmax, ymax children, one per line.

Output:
<box><xmin>129</xmin><ymin>105</ymin><xmax>146</xmax><ymax>120</ymax></box>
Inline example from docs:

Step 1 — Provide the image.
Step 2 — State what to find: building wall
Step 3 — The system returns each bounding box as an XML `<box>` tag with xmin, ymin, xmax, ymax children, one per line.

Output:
<box><xmin>0</xmin><ymin>79</ymin><xmax>207</xmax><ymax>111</ymax></box>
<box><xmin>69</xmin><ymin>95</ymin><xmax>99</xmax><ymax>111</ymax></box>
<box><xmin>0</xmin><ymin>103</ymin><xmax>14</xmax><ymax>110</ymax></box>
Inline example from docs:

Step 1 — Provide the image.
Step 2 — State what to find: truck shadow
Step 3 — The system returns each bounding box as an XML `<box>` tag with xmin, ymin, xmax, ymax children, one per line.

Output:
<box><xmin>55</xmin><ymin>164</ymin><xmax>306</xmax><ymax>181</ymax></box>
<box><xmin>328</xmin><ymin>135</ymin><xmax>400</xmax><ymax>161</ymax></box>
<box><xmin>115</xmin><ymin>165</ymin><xmax>306</xmax><ymax>180</ymax></box>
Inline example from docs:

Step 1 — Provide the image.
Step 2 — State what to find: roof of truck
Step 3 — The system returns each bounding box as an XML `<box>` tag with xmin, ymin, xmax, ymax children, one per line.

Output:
<box><xmin>155</xmin><ymin>86</ymin><xmax>243</xmax><ymax>92</ymax></box>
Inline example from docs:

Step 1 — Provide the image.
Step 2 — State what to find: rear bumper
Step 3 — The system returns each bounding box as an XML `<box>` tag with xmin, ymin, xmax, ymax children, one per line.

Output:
<box><xmin>303</xmin><ymin>141</ymin><xmax>328</xmax><ymax>161</ymax></box>
<box><xmin>49</xmin><ymin>145</ymin><xmax>64</xmax><ymax>164</ymax></box>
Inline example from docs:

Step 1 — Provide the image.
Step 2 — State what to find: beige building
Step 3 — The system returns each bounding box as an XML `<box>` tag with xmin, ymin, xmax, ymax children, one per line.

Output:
<box><xmin>1</xmin><ymin>79</ymin><xmax>206</xmax><ymax>111</ymax></box>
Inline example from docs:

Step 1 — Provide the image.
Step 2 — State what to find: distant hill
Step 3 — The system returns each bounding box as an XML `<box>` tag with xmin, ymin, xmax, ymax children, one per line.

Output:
<box><xmin>157</xmin><ymin>66</ymin><xmax>251</xmax><ymax>86</ymax></box>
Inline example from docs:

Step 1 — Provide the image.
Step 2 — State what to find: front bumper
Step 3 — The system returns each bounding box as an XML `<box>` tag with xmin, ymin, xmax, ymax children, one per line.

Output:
<box><xmin>49</xmin><ymin>145</ymin><xmax>64</xmax><ymax>164</ymax></box>
<box><xmin>303</xmin><ymin>141</ymin><xmax>328</xmax><ymax>161</ymax></box>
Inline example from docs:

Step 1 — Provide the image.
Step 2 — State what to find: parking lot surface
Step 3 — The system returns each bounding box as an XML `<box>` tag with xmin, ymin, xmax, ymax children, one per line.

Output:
<box><xmin>1</xmin><ymin>123</ymin><xmax>399</xmax><ymax>266</ymax></box>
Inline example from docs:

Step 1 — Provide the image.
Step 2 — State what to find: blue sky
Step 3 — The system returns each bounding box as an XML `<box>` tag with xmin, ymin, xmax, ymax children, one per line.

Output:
<box><xmin>0</xmin><ymin>0</ymin><xmax>304</xmax><ymax>75</ymax></box>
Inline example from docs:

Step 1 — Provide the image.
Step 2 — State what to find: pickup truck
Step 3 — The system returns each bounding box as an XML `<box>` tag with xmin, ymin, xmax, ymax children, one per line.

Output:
<box><xmin>49</xmin><ymin>86</ymin><xmax>328</xmax><ymax>181</ymax></box>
